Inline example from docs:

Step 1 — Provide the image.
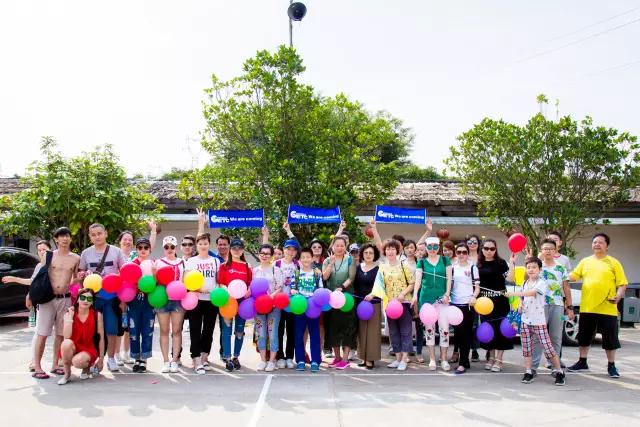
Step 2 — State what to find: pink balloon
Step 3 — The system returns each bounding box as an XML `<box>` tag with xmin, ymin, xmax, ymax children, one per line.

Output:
<box><xmin>386</xmin><ymin>299</ymin><xmax>404</xmax><ymax>320</ymax></box>
<box><xmin>167</xmin><ymin>280</ymin><xmax>187</xmax><ymax>301</ymax></box>
<box><xmin>329</xmin><ymin>290</ymin><xmax>346</xmax><ymax>309</ymax></box>
<box><xmin>140</xmin><ymin>260</ymin><xmax>154</xmax><ymax>276</ymax></box>
<box><xmin>117</xmin><ymin>285</ymin><xmax>137</xmax><ymax>303</ymax></box>
<box><xmin>419</xmin><ymin>303</ymin><xmax>438</xmax><ymax>325</ymax></box>
<box><xmin>447</xmin><ymin>305</ymin><xmax>464</xmax><ymax>326</ymax></box>
<box><xmin>228</xmin><ymin>279</ymin><xmax>247</xmax><ymax>299</ymax></box>
<box><xmin>70</xmin><ymin>283</ymin><xmax>81</xmax><ymax>299</ymax></box>
<box><xmin>181</xmin><ymin>292</ymin><xmax>199</xmax><ymax>311</ymax></box>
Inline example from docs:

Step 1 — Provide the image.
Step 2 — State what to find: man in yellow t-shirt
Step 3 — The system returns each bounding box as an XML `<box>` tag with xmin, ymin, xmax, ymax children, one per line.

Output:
<box><xmin>567</xmin><ymin>233</ymin><xmax>628</xmax><ymax>378</ymax></box>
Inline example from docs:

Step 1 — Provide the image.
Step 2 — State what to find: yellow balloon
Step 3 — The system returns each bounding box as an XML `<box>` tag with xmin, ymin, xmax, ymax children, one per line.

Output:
<box><xmin>514</xmin><ymin>266</ymin><xmax>526</xmax><ymax>286</ymax></box>
<box><xmin>184</xmin><ymin>270</ymin><xmax>205</xmax><ymax>291</ymax></box>
<box><xmin>84</xmin><ymin>274</ymin><xmax>103</xmax><ymax>292</ymax></box>
<box><xmin>474</xmin><ymin>296</ymin><xmax>494</xmax><ymax>315</ymax></box>
<box><xmin>509</xmin><ymin>296</ymin><xmax>521</xmax><ymax>311</ymax></box>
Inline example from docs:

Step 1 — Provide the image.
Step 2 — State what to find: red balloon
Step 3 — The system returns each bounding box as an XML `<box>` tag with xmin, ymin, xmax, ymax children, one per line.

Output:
<box><xmin>255</xmin><ymin>294</ymin><xmax>274</xmax><ymax>314</ymax></box>
<box><xmin>156</xmin><ymin>266</ymin><xmax>174</xmax><ymax>285</ymax></box>
<box><xmin>120</xmin><ymin>263</ymin><xmax>142</xmax><ymax>284</ymax></box>
<box><xmin>273</xmin><ymin>293</ymin><xmax>290</xmax><ymax>310</ymax></box>
<box><xmin>364</xmin><ymin>225</ymin><xmax>375</xmax><ymax>239</ymax></box>
<box><xmin>508</xmin><ymin>233</ymin><xmax>527</xmax><ymax>253</ymax></box>
<box><xmin>102</xmin><ymin>274</ymin><xmax>123</xmax><ymax>294</ymax></box>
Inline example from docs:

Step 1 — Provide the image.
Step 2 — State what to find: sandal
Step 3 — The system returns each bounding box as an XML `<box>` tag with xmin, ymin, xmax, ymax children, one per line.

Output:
<box><xmin>32</xmin><ymin>371</ymin><xmax>50</xmax><ymax>379</ymax></box>
<box><xmin>485</xmin><ymin>358</ymin><xmax>495</xmax><ymax>371</ymax></box>
<box><xmin>491</xmin><ymin>360</ymin><xmax>503</xmax><ymax>372</ymax></box>
<box><xmin>455</xmin><ymin>366</ymin><xmax>466</xmax><ymax>375</ymax></box>
<box><xmin>416</xmin><ymin>357</ymin><xmax>425</xmax><ymax>364</ymax></box>
<box><xmin>50</xmin><ymin>368</ymin><xmax>65</xmax><ymax>376</ymax></box>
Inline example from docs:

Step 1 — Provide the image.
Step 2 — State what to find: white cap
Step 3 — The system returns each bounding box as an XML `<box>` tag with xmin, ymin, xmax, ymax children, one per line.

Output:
<box><xmin>162</xmin><ymin>236</ymin><xmax>178</xmax><ymax>247</ymax></box>
<box><xmin>349</xmin><ymin>243</ymin><xmax>360</xmax><ymax>252</ymax></box>
<box><xmin>426</xmin><ymin>237</ymin><xmax>440</xmax><ymax>245</ymax></box>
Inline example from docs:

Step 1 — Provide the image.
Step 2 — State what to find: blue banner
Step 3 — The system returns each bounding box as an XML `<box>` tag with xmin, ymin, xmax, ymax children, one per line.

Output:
<box><xmin>287</xmin><ymin>205</ymin><xmax>341</xmax><ymax>224</ymax></box>
<box><xmin>374</xmin><ymin>205</ymin><xmax>427</xmax><ymax>224</ymax></box>
<box><xmin>208</xmin><ymin>209</ymin><xmax>265</xmax><ymax>228</ymax></box>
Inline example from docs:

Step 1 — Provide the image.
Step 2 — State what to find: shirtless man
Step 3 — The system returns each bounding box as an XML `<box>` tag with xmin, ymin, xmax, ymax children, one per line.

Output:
<box><xmin>32</xmin><ymin>227</ymin><xmax>80</xmax><ymax>379</ymax></box>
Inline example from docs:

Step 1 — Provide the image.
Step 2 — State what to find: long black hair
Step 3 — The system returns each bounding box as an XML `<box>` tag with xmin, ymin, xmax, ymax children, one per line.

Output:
<box><xmin>477</xmin><ymin>238</ymin><xmax>504</xmax><ymax>268</ymax></box>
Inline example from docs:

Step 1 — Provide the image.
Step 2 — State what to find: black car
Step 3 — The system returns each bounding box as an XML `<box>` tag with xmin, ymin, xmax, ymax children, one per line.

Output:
<box><xmin>0</xmin><ymin>247</ymin><xmax>40</xmax><ymax>315</ymax></box>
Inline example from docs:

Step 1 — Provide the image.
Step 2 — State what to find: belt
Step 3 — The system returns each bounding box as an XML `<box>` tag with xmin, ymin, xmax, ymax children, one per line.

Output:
<box><xmin>53</xmin><ymin>293</ymin><xmax>71</xmax><ymax>299</ymax></box>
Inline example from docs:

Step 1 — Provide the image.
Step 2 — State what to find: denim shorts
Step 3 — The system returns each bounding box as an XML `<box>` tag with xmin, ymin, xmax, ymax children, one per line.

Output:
<box><xmin>155</xmin><ymin>300</ymin><xmax>184</xmax><ymax>314</ymax></box>
<box><xmin>94</xmin><ymin>296</ymin><xmax>120</xmax><ymax>336</ymax></box>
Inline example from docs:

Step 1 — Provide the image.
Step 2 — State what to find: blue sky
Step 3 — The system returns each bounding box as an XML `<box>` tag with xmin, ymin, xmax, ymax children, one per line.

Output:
<box><xmin>1</xmin><ymin>0</ymin><xmax>638</xmax><ymax>177</ymax></box>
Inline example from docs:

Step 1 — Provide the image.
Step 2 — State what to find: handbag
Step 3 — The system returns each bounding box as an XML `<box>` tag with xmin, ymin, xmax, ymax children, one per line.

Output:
<box><xmin>29</xmin><ymin>250</ymin><xmax>55</xmax><ymax>305</ymax></box>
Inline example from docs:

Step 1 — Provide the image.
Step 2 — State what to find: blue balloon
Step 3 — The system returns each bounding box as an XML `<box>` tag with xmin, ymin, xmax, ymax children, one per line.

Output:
<box><xmin>321</xmin><ymin>303</ymin><xmax>331</xmax><ymax>312</ymax></box>
<box><xmin>98</xmin><ymin>289</ymin><xmax>117</xmax><ymax>300</ymax></box>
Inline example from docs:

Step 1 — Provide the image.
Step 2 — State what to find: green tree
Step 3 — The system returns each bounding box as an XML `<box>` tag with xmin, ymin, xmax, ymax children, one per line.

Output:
<box><xmin>0</xmin><ymin>137</ymin><xmax>164</xmax><ymax>250</ymax></box>
<box><xmin>446</xmin><ymin>99</ymin><xmax>640</xmax><ymax>254</ymax></box>
<box><xmin>180</xmin><ymin>46</ymin><xmax>413</xmax><ymax>248</ymax></box>
<box><xmin>397</xmin><ymin>162</ymin><xmax>445</xmax><ymax>182</ymax></box>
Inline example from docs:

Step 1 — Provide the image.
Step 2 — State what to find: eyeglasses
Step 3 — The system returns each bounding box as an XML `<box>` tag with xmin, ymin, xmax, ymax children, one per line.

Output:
<box><xmin>482</xmin><ymin>247</ymin><xmax>496</xmax><ymax>252</ymax></box>
<box><xmin>181</xmin><ymin>242</ymin><xmax>194</xmax><ymax>247</ymax></box>
<box><xmin>363</xmin><ymin>250</ymin><xmax>374</xmax><ymax>255</ymax></box>
<box><xmin>426</xmin><ymin>244</ymin><xmax>440</xmax><ymax>251</ymax></box>
<box><xmin>456</xmin><ymin>250</ymin><xmax>468</xmax><ymax>255</ymax></box>
<box><xmin>467</xmin><ymin>240</ymin><xmax>478</xmax><ymax>245</ymax></box>
<box><xmin>259</xmin><ymin>252</ymin><xmax>272</xmax><ymax>256</ymax></box>
<box><xmin>164</xmin><ymin>245</ymin><xmax>175</xmax><ymax>250</ymax></box>
<box><xmin>136</xmin><ymin>245</ymin><xmax>150</xmax><ymax>250</ymax></box>
<box><xmin>78</xmin><ymin>295</ymin><xmax>93</xmax><ymax>303</ymax></box>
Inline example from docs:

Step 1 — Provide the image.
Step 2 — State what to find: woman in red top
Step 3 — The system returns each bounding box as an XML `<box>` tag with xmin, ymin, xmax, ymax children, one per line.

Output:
<box><xmin>217</xmin><ymin>237</ymin><xmax>252</xmax><ymax>372</ymax></box>
<box><xmin>58</xmin><ymin>288</ymin><xmax>105</xmax><ymax>385</ymax></box>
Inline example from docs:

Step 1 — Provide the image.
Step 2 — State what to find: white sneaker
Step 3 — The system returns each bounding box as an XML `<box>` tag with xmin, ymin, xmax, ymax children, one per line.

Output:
<box><xmin>348</xmin><ymin>350</ymin><xmax>356</xmax><ymax>361</ymax></box>
<box><xmin>276</xmin><ymin>359</ymin><xmax>286</xmax><ymax>369</ymax></box>
<box><xmin>428</xmin><ymin>360</ymin><xmax>437</xmax><ymax>371</ymax></box>
<box><xmin>257</xmin><ymin>361</ymin><xmax>267</xmax><ymax>371</ymax></box>
<box><xmin>121</xmin><ymin>352</ymin><xmax>135</xmax><ymax>364</ymax></box>
<box><xmin>115</xmin><ymin>354</ymin><xmax>124</xmax><ymax>366</ymax></box>
<box><xmin>57</xmin><ymin>376</ymin><xmax>70</xmax><ymax>385</ymax></box>
<box><xmin>286</xmin><ymin>359</ymin><xmax>295</xmax><ymax>369</ymax></box>
<box><xmin>107</xmin><ymin>358</ymin><xmax>120</xmax><ymax>372</ymax></box>
<box><xmin>397</xmin><ymin>361</ymin><xmax>408</xmax><ymax>371</ymax></box>
<box><xmin>161</xmin><ymin>362</ymin><xmax>171</xmax><ymax>373</ymax></box>
<box><xmin>79</xmin><ymin>368</ymin><xmax>90</xmax><ymax>380</ymax></box>
<box><xmin>387</xmin><ymin>360</ymin><xmax>400</xmax><ymax>369</ymax></box>
<box><xmin>169</xmin><ymin>361</ymin><xmax>179</xmax><ymax>373</ymax></box>
<box><xmin>441</xmin><ymin>360</ymin><xmax>451</xmax><ymax>371</ymax></box>
<box><xmin>265</xmin><ymin>361</ymin><xmax>276</xmax><ymax>372</ymax></box>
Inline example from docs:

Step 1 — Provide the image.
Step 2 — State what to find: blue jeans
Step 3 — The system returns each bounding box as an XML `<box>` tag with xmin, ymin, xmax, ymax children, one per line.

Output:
<box><xmin>128</xmin><ymin>297</ymin><xmax>155</xmax><ymax>360</ymax></box>
<box><xmin>221</xmin><ymin>314</ymin><xmax>246</xmax><ymax>358</ymax></box>
<box><xmin>294</xmin><ymin>314</ymin><xmax>321</xmax><ymax>364</ymax></box>
<box><xmin>256</xmin><ymin>310</ymin><xmax>281</xmax><ymax>352</ymax></box>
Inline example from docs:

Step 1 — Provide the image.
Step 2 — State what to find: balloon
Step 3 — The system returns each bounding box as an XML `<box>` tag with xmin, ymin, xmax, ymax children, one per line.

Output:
<box><xmin>500</xmin><ymin>317</ymin><xmax>517</xmax><ymax>339</ymax></box>
<box><xmin>356</xmin><ymin>300</ymin><xmax>374</xmax><ymax>320</ymax></box>
<box><xmin>140</xmin><ymin>259</ymin><xmax>154</xmax><ymax>276</ymax></box>
<box><xmin>312</xmin><ymin>288</ymin><xmax>331</xmax><ymax>307</ymax></box>
<box><xmin>386</xmin><ymin>299</ymin><xmax>404</xmax><ymax>320</ymax></box>
<box><xmin>250</xmin><ymin>278</ymin><xmax>270</xmax><ymax>297</ymax></box>
<box><xmin>340</xmin><ymin>293</ymin><xmax>355</xmax><ymax>312</ymax></box>
<box><xmin>117</xmin><ymin>284</ymin><xmax>137</xmax><ymax>303</ymax></box>
<box><xmin>447</xmin><ymin>305</ymin><xmax>464</xmax><ymax>326</ymax></box>
<box><xmin>156</xmin><ymin>266</ymin><xmax>174</xmax><ymax>285</ymax></box>
<box><xmin>255</xmin><ymin>294</ymin><xmax>274</xmax><ymax>314</ymax></box>
<box><xmin>321</xmin><ymin>303</ymin><xmax>331</xmax><ymax>312</ymax></box>
<box><xmin>166</xmin><ymin>280</ymin><xmax>187</xmax><ymax>301</ymax></box>
<box><xmin>210</xmin><ymin>287</ymin><xmax>230</xmax><ymax>307</ymax></box>
<box><xmin>474</xmin><ymin>297</ymin><xmax>494</xmax><ymax>316</ymax></box>
<box><xmin>329</xmin><ymin>290</ymin><xmax>346</xmax><ymax>309</ymax></box>
<box><xmin>508</xmin><ymin>233</ymin><xmax>527</xmax><ymax>253</ymax></box>
<box><xmin>138</xmin><ymin>275</ymin><xmax>157</xmax><ymax>293</ymax></box>
<box><xmin>184</xmin><ymin>270</ymin><xmax>205</xmax><ymax>291</ymax></box>
<box><xmin>220</xmin><ymin>298</ymin><xmax>238</xmax><ymax>319</ymax></box>
<box><xmin>514</xmin><ymin>266</ymin><xmax>526</xmax><ymax>286</ymax></box>
<box><xmin>476</xmin><ymin>321</ymin><xmax>494</xmax><ymax>343</ymax></box>
<box><xmin>97</xmin><ymin>289</ymin><xmax>116</xmax><ymax>300</ymax></box>
<box><xmin>273</xmin><ymin>293</ymin><xmax>289</xmax><ymax>310</ymax></box>
<box><xmin>306</xmin><ymin>302</ymin><xmax>322</xmax><ymax>318</ymax></box>
<box><xmin>148</xmin><ymin>286</ymin><xmax>168</xmax><ymax>308</ymax></box>
<box><xmin>289</xmin><ymin>294</ymin><xmax>308</xmax><ymax>315</ymax></box>
<box><xmin>181</xmin><ymin>292</ymin><xmax>199</xmax><ymax>311</ymax></box>
<box><xmin>102</xmin><ymin>274</ymin><xmax>123</xmax><ymax>294</ymax></box>
<box><xmin>238</xmin><ymin>297</ymin><xmax>257</xmax><ymax>320</ymax></box>
<box><xmin>84</xmin><ymin>274</ymin><xmax>103</xmax><ymax>292</ymax></box>
<box><xmin>120</xmin><ymin>263</ymin><xmax>142</xmax><ymax>284</ymax></box>
<box><xmin>228</xmin><ymin>279</ymin><xmax>248</xmax><ymax>299</ymax></box>
<box><xmin>419</xmin><ymin>303</ymin><xmax>438</xmax><ymax>325</ymax></box>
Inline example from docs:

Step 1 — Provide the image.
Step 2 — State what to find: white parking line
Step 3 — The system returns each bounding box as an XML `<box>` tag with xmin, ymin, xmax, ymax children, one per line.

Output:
<box><xmin>247</xmin><ymin>374</ymin><xmax>272</xmax><ymax>427</ymax></box>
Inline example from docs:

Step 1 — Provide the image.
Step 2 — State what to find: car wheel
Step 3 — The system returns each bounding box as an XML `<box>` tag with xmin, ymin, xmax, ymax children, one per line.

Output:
<box><xmin>563</xmin><ymin>311</ymin><xmax>579</xmax><ymax>346</ymax></box>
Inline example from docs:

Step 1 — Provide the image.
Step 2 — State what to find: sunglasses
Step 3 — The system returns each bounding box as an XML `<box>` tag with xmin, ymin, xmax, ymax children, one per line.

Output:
<box><xmin>164</xmin><ymin>245</ymin><xmax>175</xmax><ymax>250</ymax></box>
<box><xmin>78</xmin><ymin>295</ymin><xmax>94</xmax><ymax>303</ymax></box>
<box><xmin>136</xmin><ymin>245</ymin><xmax>150</xmax><ymax>250</ymax></box>
<box><xmin>259</xmin><ymin>252</ymin><xmax>272</xmax><ymax>256</ymax></box>
<box><xmin>426</xmin><ymin>244</ymin><xmax>440</xmax><ymax>251</ymax></box>
<box><xmin>482</xmin><ymin>247</ymin><xmax>497</xmax><ymax>252</ymax></box>
<box><xmin>467</xmin><ymin>240</ymin><xmax>478</xmax><ymax>245</ymax></box>
<box><xmin>181</xmin><ymin>242</ymin><xmax>194</xmax><ymax>247</ymax></box>
<box><xmin>456</xmin><ymin>250</ymin><xmax>468</xmax><ymax>255</ymax></box>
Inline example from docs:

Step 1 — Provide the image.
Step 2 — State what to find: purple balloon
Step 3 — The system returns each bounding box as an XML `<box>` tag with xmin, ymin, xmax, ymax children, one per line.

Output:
<box><xmin>312</xmin><ymin>288</ymin><xmax>331</xmax><ymax>307</ymax></box>
<box><xmin>476</xmin><ymin>321</ymin><xmax>495</xmax><ymax>343</ymax></box>
<box><xmin>306</xmin><ymin>302</ymin><xmax>322</xmax><ymax>319</ymax></box>
<box><xmin>356</xmin><ymin>300</ymin><xmax>374</xmax><ymax>320</ymax></box>
<box><xmin>250</xmin><ymin>278</ymin><xmax>270</xmax><ymax>297</ymax></box>
<box><xmin>500</xmin><ymin>318</ymin><xmax>517</xmax><ymax>339</ymax></box>
<box><xmin>238</xmin><ymin>297</ymin><xmax>256</xmax><ymax>320</ymax></box>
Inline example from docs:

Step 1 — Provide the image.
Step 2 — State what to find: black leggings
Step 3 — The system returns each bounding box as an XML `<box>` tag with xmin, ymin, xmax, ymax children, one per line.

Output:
<box><xmin>277</xmin><ymin>310</ymin><xmax>295</xmax><ymax>360</ymax></box>
<box><xmin>188</xmin><ymin>300</ymin><xmax>218</xmax><ymax>359</ymax></box>
<box><xmin>453</xmin><ymin>304</ymin><xmax>476</xmax><ymax>369</ymax></box>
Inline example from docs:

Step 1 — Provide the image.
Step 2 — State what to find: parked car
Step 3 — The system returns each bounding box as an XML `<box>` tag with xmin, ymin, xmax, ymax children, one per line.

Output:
<box><xmin>0</xmin><ymin>247</ymin><xmax>39</xmax><ymax>316</ymax></box>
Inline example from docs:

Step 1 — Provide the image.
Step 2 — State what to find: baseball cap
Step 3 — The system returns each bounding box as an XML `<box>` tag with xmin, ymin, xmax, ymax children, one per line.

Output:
<box><xmin>426</xmin><ymin>237</ymin><xmax>440</xmax><ymax>245</ymax></box>
<box><xmin>230</xmin><ymin>238</ymin><xmax>245</xmax><ymax>249</ymax></box>
<box><xmin>349</xmin><ymin>243</ymin><xmax>360</xmax><ymax>253</ymax></box>
<box><xmin>283</xmin><ymin>239</ymin><xmax>300</xmax><ymax>249</ymax></box>
<box><xmin>136</xmin><ymin>237</ymin><xmax>151</xmax><ymax>247</ymax></box>
<box><xmin>162</xmin><ymin>236</ymin><xmax>178</xmax><ymax>247</ymax></box>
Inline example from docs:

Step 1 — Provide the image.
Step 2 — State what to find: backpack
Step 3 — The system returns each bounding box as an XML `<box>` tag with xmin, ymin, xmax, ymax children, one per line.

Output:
<box><xmin>29</xmin><ymin>251</ymin><xmax>54</xmax><ymax>305</ymax></box>
<box><xmin>293</xmin><ymin>269</ymin><xmax>321</xmax><ymax>291</ymax></box>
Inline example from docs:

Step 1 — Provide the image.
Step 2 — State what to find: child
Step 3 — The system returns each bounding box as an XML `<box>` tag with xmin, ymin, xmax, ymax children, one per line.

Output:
<box><xmin>129</xmin><ymin>237</ymin><xmax>156</xmax><ymax>373</ymax></box>
<box><xmin>291</xmin><ymin>247</ymin><xmax>323</xmax><ymax>372</ymax></box>
<box><xmin>506</xmin><ymin>256</ymin><xmax>566</xmax><ymax>386</ymax></box>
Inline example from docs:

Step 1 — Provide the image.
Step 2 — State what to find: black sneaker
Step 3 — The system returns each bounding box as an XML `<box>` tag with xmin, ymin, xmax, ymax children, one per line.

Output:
<box><xmin>132</xmin><ymin>360</ymin><xmax>141</xmax><ymax>373</ymax></box>
<box><xmin>138</xmin><ymin>361</ymin><xmax>147</xmax><ymax>373</ymax></box>
<box><xmin>608</xmin><ymin>365</ymin><xmax>620</xmax><ymax>378</ymax></box>
<box><xmin>555</xmin><ymin>372</ymin><xmax>566</xmax><ymax>386</ymax></box>
<box><xmin>521</xmin><ymin>373</ymin><xmax>534</xmax><ymax>384</ymax></box>
<box><xmin>567</xmin><ymin>360</ymin><xmax>589</xmax><ymax>372</ymax></box>
<box><xmin>471</xmin><ymin>350</ymin><xmax>479</xmax><ymax>362</ymax></box>
<box><xmin>225</xmin><ymin>359</ymin><xmax>234</xmax><ymax>372</ymax></box>
<box><xmin>531</xmin><ymin>369</ymin><xmax>537</xmax><ymax>378</ymax></box>
<box><xmin>232</xmin><ymin>357</ymin><xmax>241</xmax><ymax>370</ymax></box>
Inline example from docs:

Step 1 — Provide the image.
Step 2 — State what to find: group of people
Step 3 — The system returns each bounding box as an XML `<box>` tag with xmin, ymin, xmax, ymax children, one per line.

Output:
<box><xmin>5</xmin><ymin>212</ymin><xmax>629</xmax><ymax>386</ymax></box>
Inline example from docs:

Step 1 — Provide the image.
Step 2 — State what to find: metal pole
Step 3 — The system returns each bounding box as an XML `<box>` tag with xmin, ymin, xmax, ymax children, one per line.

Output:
<box><xmin>289</xmin><ymin>0</ymin><xmax>293</xmax><ymax>47</ymax></box>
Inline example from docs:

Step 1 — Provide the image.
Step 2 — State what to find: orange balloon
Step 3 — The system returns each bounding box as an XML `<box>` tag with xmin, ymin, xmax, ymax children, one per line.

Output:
<box><xmin>220</xmin><ymin>298</ymin><xmax>239</xmax><ymax>319</ymax></box>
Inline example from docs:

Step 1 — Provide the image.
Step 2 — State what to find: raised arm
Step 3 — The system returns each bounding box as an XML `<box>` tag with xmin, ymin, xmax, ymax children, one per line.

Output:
<box><xmin>369</xmin><ymin>219</ymin><xmax>384</xmax><ymax>254</ymax></box>
<box><xmin>148</xmin><ymin>220</ymin><xmax>158</xmax><ymax>250</ymax></box>
<box><xmin>261</xmin><ymin>226</ymin><xmax>270</xmax><ymax>245</ymax></box>
<box><xmin>196</xmin><ymin>207</ymin><xmax>206</xmax><ymax>236</ymax></box>
<box><xmin>417</xmin><ymin>218</ymin><xmax>433</xmax><ymax>245</ymax></box>
<box><xmin>283</xmin><ymin>221</ymin><xmax>295</xmax><ymax>239</ymax></box>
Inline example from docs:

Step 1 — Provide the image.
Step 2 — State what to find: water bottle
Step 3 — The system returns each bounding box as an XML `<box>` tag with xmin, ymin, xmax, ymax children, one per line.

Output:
<box><xmin>28</xmin><ymin>308</ymin><xmax>36</xmax><ymax>328</ymax></box>
<box><xmin>121</xmin><ymin>310</ymin><xmax>128</xmax><ymax>329</ymax></box>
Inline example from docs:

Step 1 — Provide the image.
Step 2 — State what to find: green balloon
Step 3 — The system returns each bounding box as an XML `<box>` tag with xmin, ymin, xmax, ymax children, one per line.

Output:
<box><xmin>289</xmin><ymin>294</ymin><xmax>308</xmax><ymax>315</ymax></box>
<box><xmin>148</xmin><ymin>286</ymin><xmax>168</xmax><ymax>308</ymax></box>
<box><xmin>341</xmin><ymin>293</ymin><xmax>355</xmax><ymax>312</ymax></box>
<box><xmin>210</xmin><ymin>287</ymin><xmax>230</xmax><ymax>307</ymax></box>
<box><xmin>138</xmin><ymin>275</ymin><xmax>157</xmax><ymax>293</ymax></box>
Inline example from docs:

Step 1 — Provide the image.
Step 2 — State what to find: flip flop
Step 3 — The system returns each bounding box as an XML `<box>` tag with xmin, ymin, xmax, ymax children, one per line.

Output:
<box><xmin>50</xmin><ymin>368</ymin><xmax>65</xmax><ymax>376</ymax></box>
<box><xmin>32</xmin><ymin>372</ymin><xmax>50</xmax><ymax>379</ymax></box>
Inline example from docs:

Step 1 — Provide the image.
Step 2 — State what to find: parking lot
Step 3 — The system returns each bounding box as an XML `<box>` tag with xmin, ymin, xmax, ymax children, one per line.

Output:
<box><xmin>2</xmin><ymin>316</ymin><xmax>639</xmax><ymax>427</ymax></box>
